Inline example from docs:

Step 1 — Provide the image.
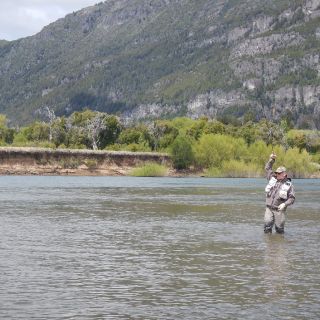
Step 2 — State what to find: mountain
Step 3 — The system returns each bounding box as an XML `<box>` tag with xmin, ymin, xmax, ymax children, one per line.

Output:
<box><xmin>0</xmin><ymin>0</ymin><xmax>320</xmax><ymax>128</ymax></box>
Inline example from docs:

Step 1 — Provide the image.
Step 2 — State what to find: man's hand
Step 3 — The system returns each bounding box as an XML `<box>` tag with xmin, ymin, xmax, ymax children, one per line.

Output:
<box><xmin>278</xmin><ymin>203</ymin><xmax>286</xmax><ymax>211</ymax></box>
<box><xmin>270</xmin><ymin>153</ymin><xmax>277</xmax><ymax>160</ymax></box>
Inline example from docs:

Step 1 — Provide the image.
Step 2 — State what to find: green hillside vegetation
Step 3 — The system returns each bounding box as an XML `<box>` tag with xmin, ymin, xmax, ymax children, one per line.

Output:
<box><xmin>0</xmin><ymin>111</ymin><xmax>319</xmax><ymax>178</ymax></box>
<box><xmin>0</xmin><ymin>0</ymin><xmax>319</xmax><ymax>126</ymax></box>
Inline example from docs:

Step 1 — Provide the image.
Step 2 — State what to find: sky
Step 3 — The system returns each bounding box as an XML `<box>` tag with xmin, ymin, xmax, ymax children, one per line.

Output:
<box><xmin>0</xmin><ymin>0</ymin><xmax>100</xmax><ymax>41</ymax></box>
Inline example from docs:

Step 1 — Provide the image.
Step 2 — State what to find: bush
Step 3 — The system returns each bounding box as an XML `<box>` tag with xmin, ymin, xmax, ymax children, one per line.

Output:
<box><xmin>206</xmin><ymin>160</ymin><xmax>262</xmax><ymax>177</ymax></box>
<box><xmin>84</xmin><ymin>159</ymin><xmax>98</xmax><ymax>169</ymax></box>
<box><xmin>287</xmin><ymin>130</ymin><xmax>308</xmax><ymax>150</ymax></box>
<box><xmin>220</xmin><ymin>160</ymin><xmax>263</xmax><ymax>178</ymax></box>
<box><xmin>247</xmin><ymin>140</ymin><xmax>270</xmax><ymax>167</ymax></box>
<box><xmin>11</xmin><ymin>136</ymin><xmax>56</xmax><ymax>148</ymax></box>
<box><xmin>287</xmin><ymin>130</ymin><xmax>320</xmax><ymax>153</ymax></box>
<box><xmin>205</xmin><ymin>166</ymin><xmax>223</xmax><ymax>177</ymax></box>
<box><xmin>204</xmin><ymin>120</ymin><xmax>226</xmax><ymax>135</ymax></box>
<box><xmin>170</xmin><ymin>135</ymin><xmax>194</xmax><ymax>169</ymax></box>
<box><xmin>194</xmin><ymin>134</ymin><xmax>248</xmax><ymax>168</ymax></box>
<box><xmin>130</xmin><ymin>162</ymin><xmax>168</xmax><ymax>177</ymax></box>
<box><xmin>121</xmin><ymin>142</ymin><xmax>152</xmax><ymax>152</ymax></box>
<box><xmin>58</xmin><ymin>158</ymin><xmax>81</xmax><ymax>169</ymax></box>
<box><xmin>284</xmin><ymin>147</ymin><xmax>317</xmax><ymax>178</ymax></box>
<box><xmin>311</xmin><ymin>153</ymin><xmax>320</xmax><ymax>164</ymax></box>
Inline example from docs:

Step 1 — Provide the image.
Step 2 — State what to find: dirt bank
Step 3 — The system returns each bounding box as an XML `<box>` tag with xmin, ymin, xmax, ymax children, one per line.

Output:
<box><xmin>0</xmin><ymin>147</ymin><xmax>171</xmax><ymax>176</ymax></box>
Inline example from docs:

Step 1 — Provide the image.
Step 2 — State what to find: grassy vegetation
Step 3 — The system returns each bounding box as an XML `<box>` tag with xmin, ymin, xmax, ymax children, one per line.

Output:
<box><xmin>57</xmin><ymin>158</ymin><xmax>81</xmax><ymax>169</ymax></box>
<box><xmin>206</xmin><ymin>161</ymin><xmax>263</xmax><ymax>178</ymax></box>
<box><xmin>84</xmin><ymin>159</ymin><xmax>98</xmax><ymax>170</ymax></box>
<box><xmin>130</xmin><ymin>162</ymin><xmax>168</xmax><ymax>177</ymax></box>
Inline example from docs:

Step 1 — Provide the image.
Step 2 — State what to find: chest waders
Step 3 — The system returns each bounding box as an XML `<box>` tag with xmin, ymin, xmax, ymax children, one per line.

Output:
<box><xmin>264</xmin><ymin>180</ymin><xmax>291</xmax><ymax>234</ymax></box>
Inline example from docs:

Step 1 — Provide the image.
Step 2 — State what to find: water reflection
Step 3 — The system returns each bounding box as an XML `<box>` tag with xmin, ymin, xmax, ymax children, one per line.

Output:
<box><xmin>263</xmin><ymin>234</ymin><xmax>290</xmax><ymax>299</ymax></box>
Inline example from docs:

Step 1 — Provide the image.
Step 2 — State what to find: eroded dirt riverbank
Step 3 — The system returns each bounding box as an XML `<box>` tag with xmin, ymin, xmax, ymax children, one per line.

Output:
<box><xmin>0</xmin><ymin>147</ymin><xmax>171</xmax><ymax>176</ymax></box>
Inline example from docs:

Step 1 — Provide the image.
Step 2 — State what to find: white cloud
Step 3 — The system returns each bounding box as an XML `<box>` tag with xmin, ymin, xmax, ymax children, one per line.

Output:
<box><xmin>0</xmin><ymin>0</ymin><xmax>99</xmax><ymax>40</ymax></box>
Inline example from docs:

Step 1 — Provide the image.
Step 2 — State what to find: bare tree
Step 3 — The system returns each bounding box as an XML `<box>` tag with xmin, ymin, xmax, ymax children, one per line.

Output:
<box><xmin>42</xmin><ymin>106</ymin><xmax>56</xmax><ymax>142</ymax></box>
<box><xmin>86</xmin><ymin>113</ymin><xmax>106</xmax><ymax>150</ymax></box>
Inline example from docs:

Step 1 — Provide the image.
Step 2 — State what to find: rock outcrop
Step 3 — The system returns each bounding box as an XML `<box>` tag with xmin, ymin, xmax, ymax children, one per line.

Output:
<box><xmin>0</xmin><ymin>0</ymin><xmax>319</xmax><ymax>128</ymax></box>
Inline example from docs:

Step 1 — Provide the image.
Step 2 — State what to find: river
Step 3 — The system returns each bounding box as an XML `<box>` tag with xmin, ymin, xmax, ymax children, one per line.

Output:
<box><xmin>0</xmin><ymin>176</ymin><xmax>319</xmax><ymax>319</ymax></box>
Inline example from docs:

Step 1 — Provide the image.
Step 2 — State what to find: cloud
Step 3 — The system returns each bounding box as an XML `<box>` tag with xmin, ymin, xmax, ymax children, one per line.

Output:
<box><xmin>0</xmin><ymin>0</ymin><xmax>99</xmax><ymax>40</ymax></box>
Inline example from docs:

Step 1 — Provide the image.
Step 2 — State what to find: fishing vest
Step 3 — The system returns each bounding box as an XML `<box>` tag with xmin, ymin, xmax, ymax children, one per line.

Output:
<box><xmin>265</xmin><ymin>178</ymin><xmax>292</xmax><ymax>200</ymax></box>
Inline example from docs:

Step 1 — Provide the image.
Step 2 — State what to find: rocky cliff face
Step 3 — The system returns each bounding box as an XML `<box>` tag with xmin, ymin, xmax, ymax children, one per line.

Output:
<box><xmin>0</xmin><ymin>0</ymin><xmax>319</xmax><ymax>128</ymax></box>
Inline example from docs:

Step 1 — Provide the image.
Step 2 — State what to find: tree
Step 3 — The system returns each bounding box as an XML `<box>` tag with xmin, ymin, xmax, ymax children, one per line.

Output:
<box><xmin>51</xmin><ymin>117</ymin><xmax>67</xmax><ymax>147</ymax></box>
<box><xmin>99</xmin><ymin>115</ymin><xmax>122</xmax><ymax>148</ymax></box>
<box><xmin>86</xmin><ymin>113</ymin><xmax>107</xmax><ymax>150</ymax></box>
<box><xmin>186</xmin><ymin>118</ymin><xmax>208</xmax><ymax>140</ymax></box>
<box><xmin>257</xmin><ymin>120</ymin><xmax>288</xmax><ymax>150</ymax></box>
<box><xmin>151</xmin><ymin>120</ymin><xmax>179</xmax><ymax>151</ymax></box>
<box><xmin>0</xmin><ymin>114</ymin><xmax>7</xmax><ymax>127</ymax></box>
<box><xmin>23</xmin><ymin>122</ymin><xmax>49</xmax><ymax>141</ymax></box>
<box><xmin>65</xmin><ymin>124</ymin><xmax>88</xmax><ymax>149</ymax></box>
<box><xmin>204</xmin><ymin>120</ymin><xmax>226</xmax><ymax>135</ymax></box>
<box><xmin>64</xmin><ymin>110</ymin><xmax>121</xmax><ymax>150</ymax></box>
<box><xmin>117</xmin><ymin>124</ymin><xmax>152</xmax><ymax>151</ymax></box>
<box><xmin>70</xmin><ymin>109</ymin><xmax>97</xmax><ymax>127</ymax></box>
<box><xmin>235</xmin><ymin>121</ymin><xmax>259</xmax><ymax>145</ymax></box>
<box><xmin>0</xmin><ymin>114</ymin><xmax>15</xmax><ymax>145</ymax></box>
<box><xmin>42</xmin><ymin>106</ymin><xmax>56</xmax><ymax>142</ymax></box>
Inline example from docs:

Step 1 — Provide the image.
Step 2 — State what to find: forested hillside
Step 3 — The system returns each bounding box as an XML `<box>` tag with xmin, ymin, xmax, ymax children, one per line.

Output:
<box><xmin>0</xmin><ymin>0</ymin><xmax>319</xmax><ymax>127</ymax></box>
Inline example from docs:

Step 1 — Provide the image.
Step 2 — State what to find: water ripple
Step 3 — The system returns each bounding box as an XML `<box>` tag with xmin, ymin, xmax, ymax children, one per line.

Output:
<box><xmin>0</xmin><ymin>177</ymin><xmax>319</xmax><ymax>319</ymax></box>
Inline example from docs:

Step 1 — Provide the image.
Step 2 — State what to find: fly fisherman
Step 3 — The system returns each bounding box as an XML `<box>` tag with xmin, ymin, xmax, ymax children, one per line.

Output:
<box><xmin>264</xmin><ymin>153</ymin><xmax>295</xmax><ymax>234</ymax></box>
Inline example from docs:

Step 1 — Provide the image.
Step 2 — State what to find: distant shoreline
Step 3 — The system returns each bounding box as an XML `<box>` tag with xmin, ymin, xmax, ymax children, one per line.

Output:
<box><xmin>0</xmin><ymin>147</ymin><xmax>319</xmax><ymax>178</ymax></box>
<box><xmin>0</xmin><ymin>147</ymin><xmax>171</xmax><ymax>176</ymax></box>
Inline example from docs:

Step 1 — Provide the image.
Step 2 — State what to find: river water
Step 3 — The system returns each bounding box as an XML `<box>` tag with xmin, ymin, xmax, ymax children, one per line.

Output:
<box><xmin>0</xmin><ymin>176</ymin><xmax>319</xmax><ymax>319</ymax></box>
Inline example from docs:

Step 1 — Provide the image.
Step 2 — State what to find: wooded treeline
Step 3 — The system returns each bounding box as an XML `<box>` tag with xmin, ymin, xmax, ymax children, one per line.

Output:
<box><xmin>0</xmin><ymin>110</ymin><xmax>319</xmax><ymax>177</ymax></box>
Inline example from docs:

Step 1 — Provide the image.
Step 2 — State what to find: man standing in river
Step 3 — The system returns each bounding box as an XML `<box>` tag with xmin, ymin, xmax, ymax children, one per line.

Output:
<box><xmin>264</xmin><ymin>153</ymin><xmax>295</xmax><ymax>234</ymax></box>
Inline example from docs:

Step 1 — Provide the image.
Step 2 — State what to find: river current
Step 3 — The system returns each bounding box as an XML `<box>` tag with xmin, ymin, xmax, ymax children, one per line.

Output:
<box><xmin>0</xmin><ymin>176</ymin><xmax>319</xmax><ymax>319</ymax></box>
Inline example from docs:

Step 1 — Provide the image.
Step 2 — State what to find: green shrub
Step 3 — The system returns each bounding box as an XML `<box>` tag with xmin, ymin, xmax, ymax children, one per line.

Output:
<box><xmin>58</xmin><ymin>158</ymin><xmax>81</xmax><ymax>169</ymax></box>
<box><xmin>287</xmin><ymin>130</ymin><xmax>320</xmax><ymax>153</ymax></box>
<box><xmin>84</xmin><ymin>159</ymin><xmax>98</xmax><ymax>169</ymax></box>
<box><xmin>12</xmin><ymin>138</ymin><xmax>56</xmax><ymax>148</ymax></box>
<box><xmin>247</xmin><ymin>140</ymin><xmax>270</xmax><ymax>167</ymax></box>
<box><xmin>170</xmin><ymin>135</ymin><xmax>194</xmax><ymax>169</ymax></box>
<box><xmin>204</xmin><ymin>120</ymin><xmax>226</xmax><ymax>135</ymax></box>
<box><xmin>105</xmin><ymin>143</ymin><xmax>122</xmax><ymax>151</ymax></box>
<box><xmin>206</xmin><ymin>160</ymin><xmax>262</xmax><ymax>177</ymax></box>
<box><xmin>284</xmin><ymin>148</ymin><xmax>317</xmax><ymax>178</ymax></box>
<box><xmin>12</xmin><ymin>132</ymin><xmax>28</xmax><ymax>146</ymax></box>
<box><xmin>311</xmin><ymin>153</ymin><xmax>320</xmax><ymax>164</ymax></box>
<box><xmin>205</xmin><ymin>166</ymin><xmax>223</xmax><ymax>177</ymax></box>
<box><xmin>220</xmin><ymin>160</ymin><xmax>263</xmax><ymax>178</ymax></box>
<box><xmin>194</xmin><ymin>134</ymin><xmax>248</xmax><ymax>168</ymax></box>
<box><xmin>122</xmin><ymin>142</ymin><xmax>152</xmax><ymax>152</ymax></box>
<box><xmin>36</xmin><ymin>158</ymin><xmax>51</xmax><ymax>166</ymax></box>
<box><xmin>130</xmin><ymin>162</ymin><xmax>168</xmax><ymax>177</ymax></box>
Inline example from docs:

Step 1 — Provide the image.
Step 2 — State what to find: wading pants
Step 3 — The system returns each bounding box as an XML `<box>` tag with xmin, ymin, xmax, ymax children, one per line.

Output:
<box><xmin>264</xmin><ymin>207</ymin><xmax>286</xmax><ymax>234</ymax></box>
